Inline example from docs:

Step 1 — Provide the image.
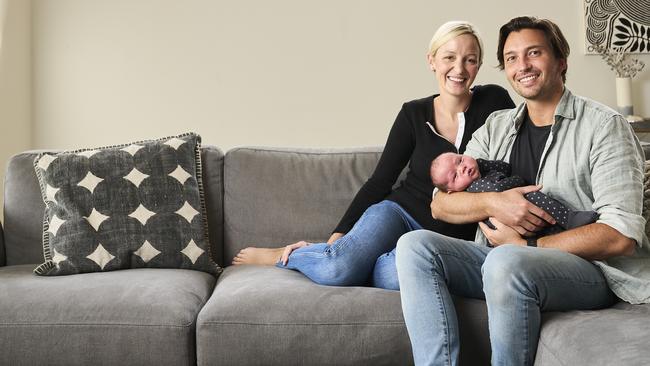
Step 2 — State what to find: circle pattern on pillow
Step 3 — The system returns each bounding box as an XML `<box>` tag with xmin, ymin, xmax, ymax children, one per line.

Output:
<box><xmin>33</xmin><ymin>133</ymin><xmax>221</xmax><ymax>276</ymax></box>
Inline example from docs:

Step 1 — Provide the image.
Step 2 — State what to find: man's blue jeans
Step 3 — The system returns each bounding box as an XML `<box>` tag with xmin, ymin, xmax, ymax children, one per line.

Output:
<box><xmin>277</xmin><ymin>200</ymin><xmax>422</xmax><ymax>290</ymax></box>
<box><xmin>395</xmin><ymin>230</ymin><xmax>615</xmax><ymax>366</ymax></box>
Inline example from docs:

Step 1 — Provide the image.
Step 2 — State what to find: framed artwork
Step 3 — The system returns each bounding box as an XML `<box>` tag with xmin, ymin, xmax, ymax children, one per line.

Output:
<box><xmin>584</xmin><ymin>0</ymin><xmax>650</xmax><ymax>54</ymax></box>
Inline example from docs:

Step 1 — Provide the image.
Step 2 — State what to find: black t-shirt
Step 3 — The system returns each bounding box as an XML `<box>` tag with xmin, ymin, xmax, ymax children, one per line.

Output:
<box><xmin>509</xmin><ymin>113</ymin><xmax>551</xmax><ymax>185</ymax></box>
<box><xmin>332</xmin><ymin>84</ymin><xmax>515</xmax><ymax>241</ymax></box>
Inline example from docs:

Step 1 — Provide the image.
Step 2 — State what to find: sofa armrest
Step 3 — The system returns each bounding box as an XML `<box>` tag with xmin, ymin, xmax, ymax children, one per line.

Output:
<box><xmin>0</xmin><ymin>219</ymin><xmax>5</xmax><ymax>266</ymax></box>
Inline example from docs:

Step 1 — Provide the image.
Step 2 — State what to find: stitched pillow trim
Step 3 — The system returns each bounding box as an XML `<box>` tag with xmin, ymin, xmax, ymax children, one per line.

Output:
<box><xmin>33</xmin><ymin>132</ymin><xmax>222</xmax><ymax>276</ymax></box>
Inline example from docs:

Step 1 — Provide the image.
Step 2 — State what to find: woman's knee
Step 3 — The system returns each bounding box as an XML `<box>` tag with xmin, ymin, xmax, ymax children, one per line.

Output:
<box><xmin>314</xmin><ymin>259</ymin><xmax>359</xmax><ymax>286</ymax></box>
<box><xmin>363</xmin><ymin>200</ymin><xmax>398</xmax><ymax>217</ymax></box>
<box><xmin>372</xmin><ymin>251</ymin><xmax>400</xmax><ymax>290</ymax></box>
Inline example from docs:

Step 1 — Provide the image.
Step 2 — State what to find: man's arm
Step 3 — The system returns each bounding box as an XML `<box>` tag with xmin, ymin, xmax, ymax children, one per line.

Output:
<box><xmin>537</xmin><ymin>223</ymin><xmax>634</xmax><ymax>259</ymax></box>
<box><xmin>431</xmin><ymin>186</ymin><xmax>555</xmax><ymax>233</ymax></box>
<box><xmin>430</xmin><ymin>190</ymin><xmax>494</xmax><ymax>223</ymax></box>
<box><xmin>482</xmin><ymin>219</ymin><xmax>634</xmax><ymax>260</ymax></box>
<box><xmin>481</xmin><ymin>115</ymin><xmax>645</xmax><ymax>260</ymax></box>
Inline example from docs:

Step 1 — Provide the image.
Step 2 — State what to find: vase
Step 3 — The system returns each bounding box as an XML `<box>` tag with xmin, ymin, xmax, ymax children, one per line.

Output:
<box><xmin>616</xmin><ymin>77</ymin><xmax>633</xmax><ymax>116</ymax></box>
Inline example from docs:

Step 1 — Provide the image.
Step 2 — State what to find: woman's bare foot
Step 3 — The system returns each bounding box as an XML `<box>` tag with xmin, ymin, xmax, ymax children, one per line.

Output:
<box><xmin>232</xmin><ymin>247</ymin><xmax>284</xmax><ymax>265</ymax></box>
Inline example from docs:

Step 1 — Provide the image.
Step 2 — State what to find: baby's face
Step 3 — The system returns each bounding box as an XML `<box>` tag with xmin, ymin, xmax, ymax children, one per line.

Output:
<box><xmin>433</xmin><ymin>153</ymin><xmax>480</xmax><ymax>192</ymax></box>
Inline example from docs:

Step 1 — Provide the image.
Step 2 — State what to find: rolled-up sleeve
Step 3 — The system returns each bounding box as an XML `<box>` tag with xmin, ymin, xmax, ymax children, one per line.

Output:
<box><xmin>590</xmin><ymin>115</ymin><xmax>646</xmax><ymax>246</ymax></box>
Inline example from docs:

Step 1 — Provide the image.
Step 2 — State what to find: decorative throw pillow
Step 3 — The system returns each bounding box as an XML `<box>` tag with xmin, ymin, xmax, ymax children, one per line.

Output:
<box><xmin>33</xmin><ymin>132</ymin><xmax>221</xmax><ymax>276</ymax></box>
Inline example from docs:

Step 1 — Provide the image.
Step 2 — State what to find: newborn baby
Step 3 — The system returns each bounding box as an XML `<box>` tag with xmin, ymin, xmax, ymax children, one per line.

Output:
<box><xmin>430</xmin><ymin>152</ymin><xmax>599</xmax><ymax>235</ymax></box>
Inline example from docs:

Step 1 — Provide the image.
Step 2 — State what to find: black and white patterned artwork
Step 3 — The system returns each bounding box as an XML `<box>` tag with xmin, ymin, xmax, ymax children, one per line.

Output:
<box><xmin>584</xmin><ymin>0</ymin><xmax>650</xmax><ymax>53</ymax></box>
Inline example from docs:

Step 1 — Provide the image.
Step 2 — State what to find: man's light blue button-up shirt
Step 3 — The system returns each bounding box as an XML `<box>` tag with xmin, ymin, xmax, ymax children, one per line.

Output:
<box><xmin>465</xmin><ymin>88</ymin><xmax>650</xmax><ymax>304</ymax></box>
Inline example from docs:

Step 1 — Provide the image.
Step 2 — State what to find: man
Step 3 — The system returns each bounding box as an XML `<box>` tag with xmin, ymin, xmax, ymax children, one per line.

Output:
<box><xmin>395</xmin><ymin>16</ymin><xmax>650</xmax><ymax>366</ymax></box>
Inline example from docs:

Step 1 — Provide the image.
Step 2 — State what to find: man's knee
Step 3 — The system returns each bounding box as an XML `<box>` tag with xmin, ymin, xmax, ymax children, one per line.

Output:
<box><xmin>395</xmin><ymin>230</ymin><xmax>450</xmax><ymax>272</ymax></box>
<box><xmin>482</xmin><ymin>245</ymin><xmax>537</xmax><ymax>300</ymax></box>
<box><xmin>397</xmin><ymin>230</ymin><xmax>434</xmax><ymax>258</ymax></box>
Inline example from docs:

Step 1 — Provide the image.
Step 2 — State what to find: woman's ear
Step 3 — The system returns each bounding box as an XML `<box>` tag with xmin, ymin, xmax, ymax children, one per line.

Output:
<box><xmin>427</xmin><ymin>53</ymin><xmax>435</xmax><ymax>72</ymax></box>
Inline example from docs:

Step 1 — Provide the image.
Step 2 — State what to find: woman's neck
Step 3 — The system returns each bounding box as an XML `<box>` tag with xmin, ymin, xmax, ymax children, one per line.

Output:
<box><xmin>435</xmin><ymin>91</ymin><xmax>472</xmax><ymax>119</ymax></box>
<box><xmin>432</xmin><ymin>90</ymin><xmax>472</xmax><ymax>145</ymax></box>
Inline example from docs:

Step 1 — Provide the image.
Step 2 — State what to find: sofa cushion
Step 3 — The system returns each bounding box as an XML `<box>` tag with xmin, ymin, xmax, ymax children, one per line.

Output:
<box><xmin>200</xmin><ymin>146</ymin><xmax>226</xmax><ymax>266</ymax></box>
<box><xmin>0</xmin><ymin>264</ymin><xmax>216</xmax><ymax>366</ymax></box>
<box><xmin>223</xmin><ymin>147</ymin><xmax>384</xmax><ymax>262</ymax></box>
<box><xmin>196</xmin><ymin>265</ymin><xmax>492</xmax><ymax>365</ymax></box>
<box><xmin>32</xmin><ymin>133</ymin><xmax>220</xmax><ymax>275</ymax></box>
<box><xmin>535</xmin><ymin>303</ymin><xmax>650</xmax><ymax>365</ymax></box>
<box><xmin>197</xmin><ymin>264</ymin><xmax>412</xmax><ymax>365</ymax></box>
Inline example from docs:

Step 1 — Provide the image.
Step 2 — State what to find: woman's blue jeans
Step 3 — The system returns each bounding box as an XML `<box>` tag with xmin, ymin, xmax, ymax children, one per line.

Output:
<box><xmin>276</xmin><ymin>200</ymin><xmax>422</xmax><ymax>290</ymax></box>
<box><xmin>395</xmin><ymin>230</ymin><xmax>615</xmax><ymax>366</ymax></box>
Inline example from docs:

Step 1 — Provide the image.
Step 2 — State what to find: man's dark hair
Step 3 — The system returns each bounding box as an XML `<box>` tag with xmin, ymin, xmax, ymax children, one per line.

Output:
<box><xmin>497</xmin><ymin>16</ymin><xmax>570</xmax><ymax>82</ymax></box>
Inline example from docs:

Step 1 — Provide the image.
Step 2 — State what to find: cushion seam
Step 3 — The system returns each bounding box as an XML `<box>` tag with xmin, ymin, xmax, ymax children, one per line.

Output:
<box><xmin>0</xmin><ymin>322</ymin><xmax>193</xmax><ymax>328</ymax></box>
<box><xmin>226</xmin><ymin>147</ymin><xmax>382</xmax><ymax>156</ymax></box>
<box><xmin>199</xmin><ymin>321</ymin><xmax>405</xmax><ymax>326</ymax></box>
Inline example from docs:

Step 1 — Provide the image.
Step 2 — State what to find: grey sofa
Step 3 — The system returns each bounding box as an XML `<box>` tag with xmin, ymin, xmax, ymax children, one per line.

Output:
<box><xmin>1</xmin><ymin>145</ymin><xmax>649</xmax><ymax>366</ymax></box>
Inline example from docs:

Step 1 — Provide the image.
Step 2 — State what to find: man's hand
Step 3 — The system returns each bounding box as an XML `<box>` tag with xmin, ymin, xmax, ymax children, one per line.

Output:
<box><xmin>491</xmin><ymin>185</ymin><xmax>556</xmax><ymax>235</ymax></box>
<box><xmin>479</xmin><ymin>218</ymin><xmax>526</xmax><ymax>247</ymax></box>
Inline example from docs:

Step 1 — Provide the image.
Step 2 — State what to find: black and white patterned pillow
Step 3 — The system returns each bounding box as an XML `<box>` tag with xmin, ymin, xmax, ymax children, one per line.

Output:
<box><xmin>33</xmin><ymin>132</ymin><xmax>221</xmax><ymax>276</ymax></box>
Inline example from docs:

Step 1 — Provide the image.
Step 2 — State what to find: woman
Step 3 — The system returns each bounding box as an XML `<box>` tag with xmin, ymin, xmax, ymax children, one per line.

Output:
<box><xmin>233</xmin><ymin>21</ymin><xmax>515</xmax><ymax>290</ymax></box>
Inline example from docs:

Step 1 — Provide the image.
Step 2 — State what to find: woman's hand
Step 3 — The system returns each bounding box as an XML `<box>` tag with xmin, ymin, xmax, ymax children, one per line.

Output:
<box><xmin>479</xmin><ymin>218</ymin><xmax>526</xmax><ymax>247</ymax></box>
<box><xmin>280</xmin><ymin>233</ymin><xmax>344</xmax><ymax>265</ymax></box>
<box><xmin>280</xmin><ymin>241</ymin><xmax>311</xmax><ymax>265</ymax></box>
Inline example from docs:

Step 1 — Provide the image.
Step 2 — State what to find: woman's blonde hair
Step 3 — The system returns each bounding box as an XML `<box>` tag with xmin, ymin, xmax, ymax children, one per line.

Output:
<box><xmin>428</xmin><ymin>21</ymin><xmax>484</xmax><ymax>66</ymax></box>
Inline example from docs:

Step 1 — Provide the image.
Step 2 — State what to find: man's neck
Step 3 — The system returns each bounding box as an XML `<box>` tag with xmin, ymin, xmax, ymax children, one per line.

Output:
<box><xmin>525</xmin><ymin>86</ymin><xmax>564</xmax><ymax>127</ymax></box>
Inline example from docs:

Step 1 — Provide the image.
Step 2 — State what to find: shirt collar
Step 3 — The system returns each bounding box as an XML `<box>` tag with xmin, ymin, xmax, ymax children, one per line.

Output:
<box><xmin>509</xmin><ymin>87</ymin><xmax>575</xmax><ymax>131</ymax></box>
<box><xmin>554</xmin><ymin>87</ymin><xmax>575</xmax><ymax>121</ymax></box>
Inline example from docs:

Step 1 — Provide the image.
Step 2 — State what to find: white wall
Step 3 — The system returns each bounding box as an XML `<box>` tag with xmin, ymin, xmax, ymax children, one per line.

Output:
<box><xmin>28</xmin><ymin>0</ymin><xmax>650</xmax><ymax>152</ymax></box>
<box><xmin>0</xmin><ymin>0</ymin><xmax>31</xmax><ymax>218</ymax></box>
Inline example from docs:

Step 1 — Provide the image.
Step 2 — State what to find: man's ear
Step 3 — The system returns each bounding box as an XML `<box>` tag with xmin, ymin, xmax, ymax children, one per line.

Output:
<box><xmin>559</xmin><ymin>58</ymin><xmax>568</xmax><ymax>74</ymax></box>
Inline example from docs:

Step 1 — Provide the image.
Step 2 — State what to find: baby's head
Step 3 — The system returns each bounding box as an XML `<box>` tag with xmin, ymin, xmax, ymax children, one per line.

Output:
<box><xmin>430</xmin><ymin>152</ymin><xmax>481</xmax><ymax>192</ymax></box>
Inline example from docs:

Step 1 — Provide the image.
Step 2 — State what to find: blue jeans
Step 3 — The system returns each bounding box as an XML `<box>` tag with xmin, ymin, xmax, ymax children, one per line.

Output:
<box><xmin>277</xmin><ymin>200</ymin><xmax>422</xmax><ymax>290</ymax></box>
<box><xmin>395</xmin><ymin>230</ymin><xmax>615</xmax><ymax>366</ymax></box>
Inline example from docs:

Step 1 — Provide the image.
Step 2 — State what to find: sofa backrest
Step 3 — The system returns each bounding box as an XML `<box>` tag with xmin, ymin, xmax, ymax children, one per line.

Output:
<box><xmin>2</xmin><ymin>146</ymin><xmax>225</xmax><ymax>267</ymax></box>
<box><xmin>0</xmin><ymin>201</ymin><xmax>5</xmax><ymax>266</ymax></box>
<box><xmin>222</xmin><ymin>147</ymin><xmax>382</xmax><ymax>265</ymax></box>
<box><xmin>2</xmin><ymin>145</ymin><xmax>383</xmax><ymax>268</ymax></box>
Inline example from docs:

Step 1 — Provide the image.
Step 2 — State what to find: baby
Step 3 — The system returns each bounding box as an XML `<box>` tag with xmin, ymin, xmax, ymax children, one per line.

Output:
<box><xmin>430</xmin><ymin>152</ymin><xmax>599</xmax><ymax>235</ymax></box>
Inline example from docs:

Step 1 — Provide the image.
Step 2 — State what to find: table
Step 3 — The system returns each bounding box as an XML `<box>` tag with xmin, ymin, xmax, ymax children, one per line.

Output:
<box><xmin>630</xmin><ymin>119</ymin><xmax>650</xmax><ymax>132</ymax></box>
